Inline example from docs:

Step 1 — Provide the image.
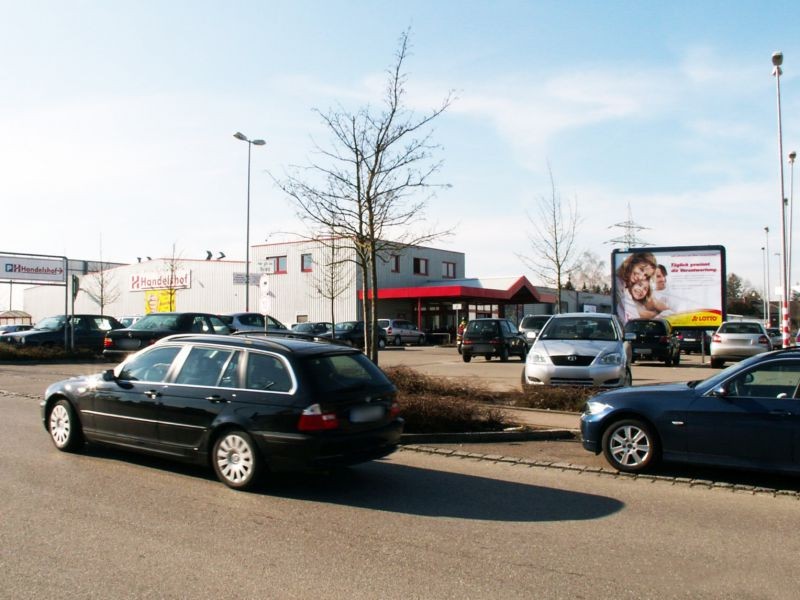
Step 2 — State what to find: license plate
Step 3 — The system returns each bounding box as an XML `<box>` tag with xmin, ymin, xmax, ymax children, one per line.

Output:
<box><xmin>635</xmin><ymin>348</ymin><xmax>651</xmax><ymax>355</ymax></box>
<box><xmin>118</xmin><ymin>339</ymin><xmax>142</xmax><ymax>350</ymax></box>
<box><xmin>350</xmin><ymin>405</ymin><xmax>385</xmax><ymax>423</ymax></box>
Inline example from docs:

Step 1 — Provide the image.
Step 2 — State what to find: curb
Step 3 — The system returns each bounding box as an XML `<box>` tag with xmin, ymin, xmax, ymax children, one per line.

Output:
<box><xmin>400</xmin><ymin>428</ymin><xmax>575</xmax><ymax>444</ymax></box>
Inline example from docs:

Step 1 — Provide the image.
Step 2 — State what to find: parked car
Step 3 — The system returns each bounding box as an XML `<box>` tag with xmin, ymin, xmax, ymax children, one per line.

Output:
<box><xmin>624</xmin><ymin>318</ymin><xmax>681</xmax><ymax>366</ymax></box>
<box><xmin>42</xmin><ymin>333</ymin><xmax>403</xmax><ymax>490</ymax></box>
<box><xmin>102</xmin><ymin>312</ymin><xmax>231</xmax><ymax>360</ymax></box>
<box><xmin>675</xmin><ymin>328</ymin><xmax>713</xmax><ymax>355</ymax></box>
<box><xmin>581</xmin><ymin>348</ymin><xmax>800</xmax><ymax>474</ymax></box>
<box><xmin>523</xmin><ymin>313</ymin><xmax>633</xmax><ymax>387</ymax></box>
<box><xmin>0</xmin><ymin>324</ymin><xmax>33</xmax><ymax>337</ymax></box>
<box><xmin>320</xmin><ymin>321</ymin><xmax>387</xmax><ymax>349</ymax></box>
<box><xmin>3</xmin><ymin>315</ymin><xmax>124</xmax><ymax>353</ymax></box>
<box><xmin>518</xmin><ymin>314</ymin><xmax>551</xmax><ymax>343</ymax></box>
<box><xmin>709</xmin><ymin>320</ymin><xmax>771</xmax><ymax>369</ymax></box>
<box><xmin>219</xmin><ymin>312</ymin><xmax>288</xmax><ymax>333</ymax></box>
<box><xmin>291</xmin><ymin>321</ymin><xmax>333</xmax><ymax>335</ymax></box>
<box><xmin>377</xmin><ymin>318</ymin><xmax>426</xmax><ymax>346</ymax></box>
<box><xmin>118</xmin><ymin>315</ymin><xmax>143</xmax><ymax>328</ymax></box>
<box><xmin>766</xmin><ymin>327</ymin><xmax>784</xmax><ymax>349</ymax></box>
<box><xmin>461</xmin><ymin>318</ymin><xmax>528</xmax><ymax>362</ymax></box>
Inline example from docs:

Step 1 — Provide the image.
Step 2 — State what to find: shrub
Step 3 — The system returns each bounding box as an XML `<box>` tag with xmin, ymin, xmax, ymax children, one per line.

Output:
<box><xmin>0</xmin><ymin>343</ymin><xmax>98</xmax><ymax>362</ymax></box>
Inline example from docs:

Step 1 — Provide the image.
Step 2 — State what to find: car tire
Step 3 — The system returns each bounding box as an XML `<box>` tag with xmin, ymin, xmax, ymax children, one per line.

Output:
<box><xmin>664</xmin><ymin>355</ymin><xmax>672</xmax><ymax>367</ymax></box>
<box><xmin>418</xmin><ymin>335</ymin><xmax>425</xmax><ymax>346</ymax></box>
<box><xmin>500</xmin><ymin>346</ymin><xmax>509</xmax><ymax>362</ymax></box>
<box><xmin>394</xmin><ymin>335</ymin><xmax>402</xmax><ymax>347</ymax></box>
<box><xmin>673</xmin><ymin>350</ymin><xmax>680</xmax><ymax>366</ymax></box>
<box><xmin>484</xmin><ymin>355</ymin><xmax>492</xmax><ymax>361</ymax></box>
<box><xmin>601</xmin><ymin>418</ymin><xmax>659</xmax><ymax>473</ymax></box>
<box><xmin>377</xmin><ymin>337</ymin><xmax>386</xmax><ymax>349</ymax></box>
<box><xmin>462</xmin><ymin>353</ymin><xmax>472</xmax><ymax>363</ymax></box>
<box><xmin>710</xmin><ymin>358</ymin><xmax>724</xmax><ymax>369</ymax></box>
<box><xmin>212</xmin><ymin>430</ymin><xmax>261</xmax><ymax>491</ymax></box>
<box><xmin>48</xmin><ymin>399</ymin><xmax>83</xmax><ymax>452</ymax></box>
<box><xmin>623</xmin><ymin>367</ymin><xmax>632</xmax><ymax>387</ymax></box>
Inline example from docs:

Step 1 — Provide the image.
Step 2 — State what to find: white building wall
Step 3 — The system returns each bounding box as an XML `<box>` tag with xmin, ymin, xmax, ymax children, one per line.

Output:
<box><xmin>23</xmin><ymin>241</ymin><xmax>471</xmax><ymax>326</ymax></box>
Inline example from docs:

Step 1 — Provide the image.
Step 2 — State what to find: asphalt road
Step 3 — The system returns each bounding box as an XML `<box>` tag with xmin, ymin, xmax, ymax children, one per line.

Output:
<box><xmin>4</xmin><ymin>390</ymin><xmax>800</xmax><ymax>599</ymax></box>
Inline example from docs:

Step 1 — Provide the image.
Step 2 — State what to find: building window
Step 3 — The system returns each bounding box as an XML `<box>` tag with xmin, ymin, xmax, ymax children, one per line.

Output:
<box><xmin>266</xmin><ymin>255</ymin><xmax>287</xmax><ymax>274</ymax></box>
<box><xmin>301</xmin><ymin>253</ymin><xmax>313</xmax><ymax>272</ymax></box>
<box><xmin>442</xmin><ymin>261</ymin><xmax>456</xmax><ymax>279</ymax></box>
<box><xmin>413</xmin><ymin>257</ymin><xmax>428</xmax><ymax>276</ymax></box>
<box><xmin>390</xmin><ymin>254</ymin><xmax>400</xmax><ymax>272</ymax></box>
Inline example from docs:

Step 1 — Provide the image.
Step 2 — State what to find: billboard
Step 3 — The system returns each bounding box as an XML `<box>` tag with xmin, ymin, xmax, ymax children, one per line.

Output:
<box><xmin>612</xmin><ymin>245</ymin><xmax>726</xmax><ymax>329</ymax></box>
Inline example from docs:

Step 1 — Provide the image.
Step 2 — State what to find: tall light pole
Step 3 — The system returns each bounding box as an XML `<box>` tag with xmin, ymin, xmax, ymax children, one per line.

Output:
<box><xmin>233</xmin><ymin>131</ymin><xmax>266</xmax><ymax>312</ymax></box>
<box><xmin>789</xmin><ymin>150</ymin><xmax>796</xmax><ymax>305</ymax></box>
<box><xmin>772</xmin><ymin>51</ymin><xmax>790</xmax><ymax>347</ymax></box>
<box><xmin>762</xmin><ymin>246</ymin><xmax>768</xmax><ymax>325</ymax></box>
<box><xmin>765</xmin><ymin>226</ymin><xmax>771</xmax><ymax>326</ymax></box>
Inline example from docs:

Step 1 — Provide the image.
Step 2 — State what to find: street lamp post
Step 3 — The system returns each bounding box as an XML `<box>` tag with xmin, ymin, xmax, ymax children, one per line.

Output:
<box><xmin>762</xmin><ymin>246</ymin><xmax>768</xmax><ymax>325</ymax></box>
<box><xmin>772</xmin><ymin>51</ymin><xmax>790</xmax><ymax>347</ymax></box>
<box><xmin>765</xmin><ymin>226</ymin><xmax>771</xmax><ymax>326</ymax></box>
<box><xmin>789</xmin><ymin>150</ymin><xmax>796</xmax><ymax>304</ymax></box>
<box><xmin>233</xmin><ymin>131</ymin><xmax>266</xmax><ymax>312</ymax></box>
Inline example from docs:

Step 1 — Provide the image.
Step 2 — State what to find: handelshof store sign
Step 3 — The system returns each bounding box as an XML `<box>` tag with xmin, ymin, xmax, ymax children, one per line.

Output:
<box><xmin>1</xmin><ymin>257</ymin><xmax>66</xmax><ymax>282</ymax></box>
<box><xmin>129</xmin><ymin>269</ymin><xmax>192</xmax><ymax>291</ymax></box>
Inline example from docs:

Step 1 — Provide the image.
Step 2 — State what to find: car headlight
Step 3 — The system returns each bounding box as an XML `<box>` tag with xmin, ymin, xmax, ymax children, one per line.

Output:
<box><xmin>585</xmin><ymin>400</ymin><xmax>612</xmax><ymax>415</ymax></box>
<box><xmin>598</xmin><ymin>352</ymin><xmax>621</xmax><ymax>365</ymax></box>
<box><xmin>527</xmin><ymin>351</ymin><xmax>548</xmax><ymax>364</ymax></box>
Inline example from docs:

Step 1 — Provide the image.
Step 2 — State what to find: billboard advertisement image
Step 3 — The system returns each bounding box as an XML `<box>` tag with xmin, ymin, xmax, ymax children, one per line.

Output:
<box><xmin>612</xmin><ymin>246</ymin><xmax>726</xmax><ymax>328</ymax></box>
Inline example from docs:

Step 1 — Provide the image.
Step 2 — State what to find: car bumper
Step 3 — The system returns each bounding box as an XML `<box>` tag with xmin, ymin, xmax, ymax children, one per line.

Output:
<box><xmin>709</xmin><ymin>344</ymin><xmax>768</xmax><ymax>361</ymax></box>
<box><xmin>579</xmin><ymin>414</ymin><xmax>602</xmax><ymax>453</ymax></box>
<box><xmin>252</xmin><ymin>419</ymin><xmax>404</xmax><ymax>471</ymax></box>
<box><xmin>523</xmin><ymin>363</ymin><xmax>626</xmax><ymax>387</ymax></box>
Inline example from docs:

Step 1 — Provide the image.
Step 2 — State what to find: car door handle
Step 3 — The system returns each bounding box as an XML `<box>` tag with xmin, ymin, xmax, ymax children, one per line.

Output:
<box><xmin>769</xmin><ymin>409</ymin><xmax>792</xmax><ymax>416</ymax></box>
<box><xmin>144</xmin><ymin>390</ymin><xmax>162</xmax><ymax>399</ymax></box>
<box><xmin>205</xmin><ymin>395</ymin><xmax>229</xmax><ymax>404</ymax></box>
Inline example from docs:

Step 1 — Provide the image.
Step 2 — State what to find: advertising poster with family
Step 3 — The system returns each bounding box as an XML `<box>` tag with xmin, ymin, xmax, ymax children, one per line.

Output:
<box><xmin>612</xmin><ymin>246</ymin><xmax>726</xmax><ymax>328</ymax></box>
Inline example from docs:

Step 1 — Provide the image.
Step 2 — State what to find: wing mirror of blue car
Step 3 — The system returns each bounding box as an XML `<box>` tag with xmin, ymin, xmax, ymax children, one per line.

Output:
<box><xmin>710</xmin><ymin>385</ymin><xmax>730</xmax><ymax>399</ymax></box>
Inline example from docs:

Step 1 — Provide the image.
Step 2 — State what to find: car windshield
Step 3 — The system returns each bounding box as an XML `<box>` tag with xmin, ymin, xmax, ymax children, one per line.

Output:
<box><xmin>130</xmin><ymin>314</ymin><xmax>181</xmax><ymax>331</ymax></box>
<box><xmin>33</xmin><ymin>316</ymin><xmax>66</xmax><ymax>330</ymax></box>
<box><xmin>335</xmin><ymin>322</ymin><xmax>357</xmax><ymax>332</ymax></box>
<box><xmin>539</xmin><ymin>317</ymin><xmax>618</xmax><ymax>341</ymax></box>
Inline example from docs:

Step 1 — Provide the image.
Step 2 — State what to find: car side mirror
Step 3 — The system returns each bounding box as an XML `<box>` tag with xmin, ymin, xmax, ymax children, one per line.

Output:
<box><xmin>102</xmin><ymin>369</ymin><xmax>116</xmax><ymax>382</ymax></box>
<box><xmin>710</xmin><ymin>385</ymin><xmax>729</xmax><ymax>398</ymax></box>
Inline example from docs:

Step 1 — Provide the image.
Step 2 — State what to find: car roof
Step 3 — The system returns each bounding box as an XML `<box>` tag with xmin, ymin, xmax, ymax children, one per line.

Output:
<box><xmin>549</xmin><ymin>312</ymin><xmax>614</xmax><ymax>319</ymax></box>
<box><xmin>157</xmin><ymin>333</ymin><xmax>360</xmax><ymax>357</ymax></box>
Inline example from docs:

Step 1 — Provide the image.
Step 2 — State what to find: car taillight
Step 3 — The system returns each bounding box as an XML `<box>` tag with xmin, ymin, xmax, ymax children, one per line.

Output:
<box><xmin>389</xmin><ymin>401</ymin><xmax>400</xmax><ymax>419</ymax></box>
<box><xmin>103</xmin><ymin>337</ymin><xmax>112</xmax><ymax>348</ymax></box>
<box><xmin>490</xmin><ymin>337</ymin><xmax>503</xmax><ymax>345</ymax></box>
<box><xmin>758</xmin><ymin>335</ymin><xmax>770</xmax><ymax>346</ymax></box>
<box><xmin>712</xmin><ymin>334</ymin><xmax>721</xmax><ymax>343</ymax></box>
<box><xmin>387</xmin><ymin>327</ymin><xmax>393</xmax><ymax>334</ymax></box>
<box><xmin>297</xmin><ymin>403</ymin><xmax>339</xmax><ymax>431</ymax></box>
<box><xmin>676</xmin><ymin>333</ymin><xmax>683</xmax><ymax>341</ymax></box>
<box><xmin>658</xmin><ymin>336</ymin><xmax>668</xmax><ymax>344</ymax></box>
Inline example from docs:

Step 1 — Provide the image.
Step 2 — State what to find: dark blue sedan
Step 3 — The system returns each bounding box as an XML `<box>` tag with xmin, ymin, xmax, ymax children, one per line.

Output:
<box><xmin>581</xmin><ymin>349</ymin><xmax>800</xmax><ymax>474</ymax></box>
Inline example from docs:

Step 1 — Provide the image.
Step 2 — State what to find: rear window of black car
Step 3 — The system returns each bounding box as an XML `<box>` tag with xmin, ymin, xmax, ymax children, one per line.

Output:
<box><xmin>625</xmin><ymin>320</ymin><xmax>666</xmax><ymax>335</ymax></box>
<box><xmin>298</xmin><ymin>352</ymin><xmax>392</xmax><ymax>394</ymax></box>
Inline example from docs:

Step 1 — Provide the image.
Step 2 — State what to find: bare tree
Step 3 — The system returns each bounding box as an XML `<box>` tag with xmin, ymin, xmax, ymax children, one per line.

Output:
<box><xmin>82</xmin><ymin>265</ymin><xmax>121</xmax><ymax>314</ymax></box>
<box><xmin>163</xmin><ymin>244</ymin><xmax>183</xmax><ymax>311</ymax></box>
<box><xmin>570</xmin><ymin>250</ymin><xmax>611</xmax><ymax>293</ymax></box>
<box><xmin>517</xmin><ymin>167</ymin><xmax>581</xmax><ymax>311</ymax></box>
<box><xmin>277</xmin><ymin>30</ymin><xmax>453</xmax><ymax>363</ymax></box>
<box><xmin>312</xmin><ymin>232</ymin><xmax>355</xmax><ymax>327</ymax></box>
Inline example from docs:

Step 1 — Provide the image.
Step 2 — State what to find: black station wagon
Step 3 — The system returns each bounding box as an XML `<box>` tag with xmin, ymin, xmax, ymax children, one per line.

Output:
<box><xmin>42</xmin><ymin>334</ymin><xmax>403</xmax><ymax>490</ymax></box>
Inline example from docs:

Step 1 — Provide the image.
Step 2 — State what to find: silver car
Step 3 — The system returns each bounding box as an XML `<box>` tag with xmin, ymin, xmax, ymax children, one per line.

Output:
<box><xmin>518</xmin><ymin>314</ymin><xmax>551</xmax><ymax>344</ymax></box>
<box><xmin>523</xmin><ymin>313</ymin><xmax>633</xmax><ymax>387</ymax></box>
<box><xmin>709</xmin><ymin>321</ymin><xmax>771</xmax><ymax>368</ymax></box>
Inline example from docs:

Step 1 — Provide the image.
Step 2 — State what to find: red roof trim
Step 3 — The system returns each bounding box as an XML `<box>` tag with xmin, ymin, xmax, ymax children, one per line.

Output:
<box><xmin>358</xmin><ymin>276</ymin><xmax>556</xmax><ymax>303</ymax></box>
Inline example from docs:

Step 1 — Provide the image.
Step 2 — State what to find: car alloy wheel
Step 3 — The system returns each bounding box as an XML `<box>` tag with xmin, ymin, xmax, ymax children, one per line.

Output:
<box><xmin>602</xmin><ymin>419</ymin><xmax>658</xmax><ymax>473</ymax></box>
<box><xmin>48</xmin><ymin>399</ymin><xmax>83</xmax><ymax>452</ymax></box>
<box><xmin>212</xmin><ymin>430</ymin><xmax>260</xmax><ymax>490</ymax></box>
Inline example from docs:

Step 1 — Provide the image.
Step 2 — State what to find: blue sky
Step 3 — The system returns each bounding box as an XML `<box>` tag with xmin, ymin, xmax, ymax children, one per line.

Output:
<box><xmin>3</xmin><ymin>1</ymin><xmax>800</xmax><ymax>308</ymax></box>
